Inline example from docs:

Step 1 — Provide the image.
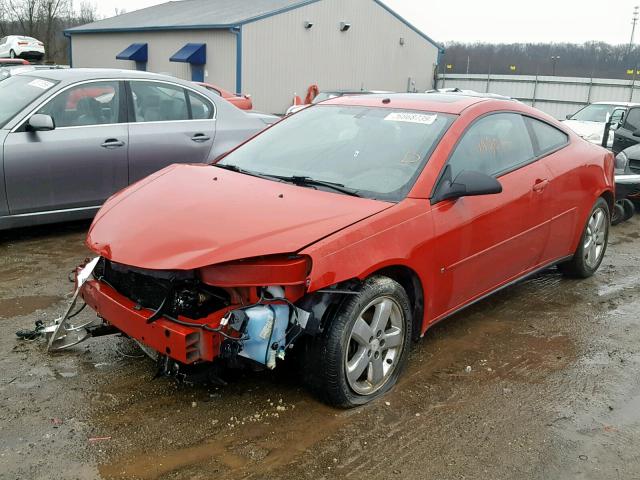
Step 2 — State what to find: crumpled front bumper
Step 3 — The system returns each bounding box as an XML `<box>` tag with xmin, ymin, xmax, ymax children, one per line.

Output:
<box><xmin>81</xmin><ymin>279</ymin><xmax>224</xmax><ymax>364</ymax></box>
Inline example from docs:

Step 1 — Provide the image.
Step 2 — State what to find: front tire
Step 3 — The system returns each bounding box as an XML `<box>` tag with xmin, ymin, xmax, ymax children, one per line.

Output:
<box><xmin>559</xmin><ymin>197</ymin><xmax>609</xmax><ymax>278</ymax></box>
<box><xmin>305</xmin><ymin>276</ymin><xmax>412</xmax><ymax>408</ymax></box>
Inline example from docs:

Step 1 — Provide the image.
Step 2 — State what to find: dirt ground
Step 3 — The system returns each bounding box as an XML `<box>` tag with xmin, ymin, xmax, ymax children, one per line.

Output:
<box><xmin>0</xmin><ymin>218</ymin><xmax>639</xmax><ymax>480</ymax></box>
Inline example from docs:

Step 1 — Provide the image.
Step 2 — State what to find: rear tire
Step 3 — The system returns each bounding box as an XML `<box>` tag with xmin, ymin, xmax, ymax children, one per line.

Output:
<box><xmin>304</xmin><ymin>276</ymin><xmax>412</xmax><ymax>408</ymax></box>
<box><xmin>559</xmin><ymin>197</ymin><xmax>609</xmax><ymax>278</ymax></box>
<box><xmin>611</xmin><ymin>202</ymin><xmax>625</xmax><ymax>226</ymax></box>
<box><xmin>621</xmin><ymin>199</ymin><xmax>635</xmax><ymax>221</ymax></box>
<box><xmin>9</xmin><ymin>50</ymin><xmax>15</xmax><ymax>59</ymax></box>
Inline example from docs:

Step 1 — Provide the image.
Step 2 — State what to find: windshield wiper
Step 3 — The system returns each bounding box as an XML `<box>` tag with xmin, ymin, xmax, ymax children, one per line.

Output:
<box><xmin>262</xmin><ymin>175</ymin><xmax>361</xmax><ymax>197</ymax></box>
<box><xmin>212</xmin><ymin>163</ymin><xmax>269</xmax><ymax>180</ymax></box>
<box><xmin>212</xmin><ymin>166</ymin><xmax>361</xmax><ymax>197</ymax></box>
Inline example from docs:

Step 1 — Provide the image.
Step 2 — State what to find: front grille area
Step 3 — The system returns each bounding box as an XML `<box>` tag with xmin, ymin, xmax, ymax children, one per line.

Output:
<box><xmin>95</xmin><ymin>259</ymin><xmax>230</xmax><ymax>319</ymax></box>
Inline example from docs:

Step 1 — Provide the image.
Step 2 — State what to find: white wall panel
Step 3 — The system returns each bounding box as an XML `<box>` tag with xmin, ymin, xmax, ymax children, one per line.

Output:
<box><xmin>242</xmin><ymin>0</ymin><xmax>439</xmax><ymax>113</ymax></box>
<box><xmin>437</xmin><ymin>73</ymin><xmax>640</xmax><ymax>119</ymax></box>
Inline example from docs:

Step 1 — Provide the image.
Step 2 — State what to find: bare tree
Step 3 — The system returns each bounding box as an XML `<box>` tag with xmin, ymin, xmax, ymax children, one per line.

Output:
<box><xmin>38</xmin><ymin>0</ymin><xmax>71</xmax><ymax>61</ymax></box>
<box><xmin>0</xmin><ymin>0</ymin><xmax>99</xmax><ymax>63</ymax></box>
<box><xmin>8</xmin><ymin>0</ymin><xmax>40</xmax><ymax>37</ymax></box>
<box><xmin>77</xmin><ymin>1</ymin><xmax>97</xmax><ymax>24</ymax></box>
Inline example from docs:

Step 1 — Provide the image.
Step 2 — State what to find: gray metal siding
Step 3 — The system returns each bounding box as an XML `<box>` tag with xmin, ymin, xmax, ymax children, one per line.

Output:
<box><xmin>437</xmin><ymin>73</ymin><xmax>640</xmax><ymax>119</ymax></box>
<box><xmin>242</xmin><ymin>0</ymin><xmax>439</xmax><ymax>113</ymax></box>
<box><xmin>71</xmin><ymin>30</ymin><xmax>237</xmax><ymax>93</ymax></box>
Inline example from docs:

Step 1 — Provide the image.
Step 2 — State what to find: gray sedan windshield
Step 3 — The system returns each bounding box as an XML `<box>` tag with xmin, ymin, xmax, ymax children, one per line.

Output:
<box><xmin>219</xmin><ymin>105</ymin><xmax>454</xmax><ymax>201</ymax></box>
<box><xmin>0</xmin><ymin>75</ymin><xmax>59</xmax><ymax>128</ymax></box>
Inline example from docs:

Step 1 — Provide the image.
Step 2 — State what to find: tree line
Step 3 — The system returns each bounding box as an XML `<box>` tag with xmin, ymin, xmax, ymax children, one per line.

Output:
<box><xmin>0</xmin><ymin>0</ymin><xmax>99</xmax><ymax>64</ymax></box>
<box><xmin>441</xmin><ymin>42</ymin><xmax>640</xmax><ymax>80</ymax></box>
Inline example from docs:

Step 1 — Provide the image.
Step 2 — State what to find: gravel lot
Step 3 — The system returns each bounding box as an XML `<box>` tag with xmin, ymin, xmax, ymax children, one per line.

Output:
<box><xmin>1</xmin><ymin>218</ymin><xmax>639</xmax><ymax>480</ymax></box>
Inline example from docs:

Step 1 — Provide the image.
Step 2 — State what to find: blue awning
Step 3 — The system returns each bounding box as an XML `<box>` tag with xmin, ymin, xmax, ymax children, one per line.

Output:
<box><xmin>170</xmin><ymin>43</ymin><xmax>206</xmax><ymax>65</ymax></box>
<box><xmin>116</xmin><ymin>43</ymin><xmax>148</xmax><ymax>62</ymax></box>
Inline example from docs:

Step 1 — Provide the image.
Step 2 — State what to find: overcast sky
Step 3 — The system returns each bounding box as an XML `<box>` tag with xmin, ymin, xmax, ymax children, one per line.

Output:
<box><xmin>90</xmin><ymin>0</ymin><xmax>640</xmax><ymax>45</ymax></box>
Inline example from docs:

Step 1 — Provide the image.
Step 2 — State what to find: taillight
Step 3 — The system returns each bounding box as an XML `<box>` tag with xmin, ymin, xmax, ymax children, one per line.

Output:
<box><xmin>18</xmin><ymin>42</ymin><xmax>28</xmax><ymax>46</ymax></box>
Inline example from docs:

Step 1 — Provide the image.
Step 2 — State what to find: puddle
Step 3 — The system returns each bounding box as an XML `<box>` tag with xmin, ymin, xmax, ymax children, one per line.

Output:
<box><xmin>0</xmin><ymin>295</ymin><xmax>61</xmax><ymax>318</ymax></box>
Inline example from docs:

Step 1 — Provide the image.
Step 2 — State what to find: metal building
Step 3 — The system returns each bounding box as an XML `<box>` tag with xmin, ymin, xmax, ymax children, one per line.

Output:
<box><xmin>65</xmin><ymin>0</ymin><xmax>442</xmax><ymax>113</ymax></box>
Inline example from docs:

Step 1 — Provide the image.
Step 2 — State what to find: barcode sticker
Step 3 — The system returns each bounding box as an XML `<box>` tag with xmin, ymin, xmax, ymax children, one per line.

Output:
<box><xmin>384</xmin><ymin>112</ymin><xmax>437</xmax><ymax>124</ymax></box>
<box><xmin>28</xmin><ymin>79</ymin><xmax>55</xmax><ymax>90</ymax></box>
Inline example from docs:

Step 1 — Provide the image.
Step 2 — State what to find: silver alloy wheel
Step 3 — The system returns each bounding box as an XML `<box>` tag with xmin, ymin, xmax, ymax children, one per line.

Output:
<box><xmin>345</xmin><ymin>296</ymin><xmax>405</xmax><ymax>395</ymax></box>
<box><xmin>584</xmin><ymin>207</ymin><xmax>607</xmax><ymax>268</ymax></box>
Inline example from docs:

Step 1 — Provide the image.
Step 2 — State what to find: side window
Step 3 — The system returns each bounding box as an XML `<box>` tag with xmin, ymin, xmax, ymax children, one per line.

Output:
<box><xmin>448</xmin><ymin>113</ymin><xmax>535</xmax><ymax>178</ymax></box>
<box><xmin>610</xmin><ymin>109</ymin><xmax>625</xmax><ymax>125</ymax></box>
<box><xmin>130</xmin><ymin>81</ymin><xmax>189</xmax><ymax>122</ymax></box>
<box><xmin>36</xmin><ymin>81</ymin><xmax>120</xmax><ymax>128</ymax></box>
<box><xmin>624</xmin><ymin>108</ymin><xmax>640</xmax><ymax>131</ymax></box>
<box><xmin>526</xmin><ymin>117</ymin><xmax>568</xmax><ymax>154</ymax></box>
<box><xmin>188</xmin><ymin>91</ymin><xmax>213</xmax><ymax>120</ymax></box>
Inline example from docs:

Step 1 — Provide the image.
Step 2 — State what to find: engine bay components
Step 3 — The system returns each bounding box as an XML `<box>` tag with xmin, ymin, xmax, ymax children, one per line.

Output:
<box><xmin>236</xmin><ymin>304</ymin><xmax>289</xmax><ymax>369</ymax></box>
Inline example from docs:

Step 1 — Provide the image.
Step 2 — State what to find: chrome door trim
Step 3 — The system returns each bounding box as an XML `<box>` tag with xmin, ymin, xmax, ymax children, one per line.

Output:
<box><xmin>1</xmin><ymin>205</ymin><xmax>101</xmax><ymax>218</ymax></box>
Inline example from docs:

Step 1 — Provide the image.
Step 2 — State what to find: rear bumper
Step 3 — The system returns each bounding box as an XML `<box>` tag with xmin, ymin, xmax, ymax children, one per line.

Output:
<box><xmin>615</xmin><ymin>174</ymin><xmax>640</xmax><ymax>200</ymax></box>
<box><xmin>15</xmin><ymin>47</ymin><xmax>44</xmax><ymax>57</ymax></box>
<box><xmin>82</xmin><ymin>279</ymin><xmax>224</xmax><ymax>364</ymax></box>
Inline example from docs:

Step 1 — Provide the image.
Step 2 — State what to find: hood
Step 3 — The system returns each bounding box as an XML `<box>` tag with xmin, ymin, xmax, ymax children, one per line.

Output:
<box><xmin>87</xmin><ymin>164</ymin><xmax>392</xmax><ymax>271</ymax></box>
<box><xmin>562</xmin><ymin>119</ymin><xmax>604</xmax><ymax>142</ymax></box>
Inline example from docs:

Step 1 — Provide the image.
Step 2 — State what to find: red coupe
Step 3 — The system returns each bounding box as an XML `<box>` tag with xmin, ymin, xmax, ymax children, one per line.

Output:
<box><xmin>72</xmin><ymin>93</ymin><xmax>614</xmax><ymax>407</ymax></box>
<box><xmin>196</xmin><ymin>82</ymin><xmax>253</xmax><ymax>110</ymax></box>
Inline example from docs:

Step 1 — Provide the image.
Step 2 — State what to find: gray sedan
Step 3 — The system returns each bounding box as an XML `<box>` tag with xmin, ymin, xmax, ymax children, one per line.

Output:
<box><xmin>0</xmin><ymin>69</ymin><xmax>275</xmax><ymax>230</ymax></box>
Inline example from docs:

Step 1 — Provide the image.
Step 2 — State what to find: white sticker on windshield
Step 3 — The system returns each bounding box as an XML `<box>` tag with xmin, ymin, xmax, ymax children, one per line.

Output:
<box><xmin>384</xmin><ymin>112</ymin><xmax>437</xmax><ymax>125</ymax></box>
<box><xmin>28</xmin><ymin>79</ymin><xmax>54</xmax><ymax>90</ymax></box>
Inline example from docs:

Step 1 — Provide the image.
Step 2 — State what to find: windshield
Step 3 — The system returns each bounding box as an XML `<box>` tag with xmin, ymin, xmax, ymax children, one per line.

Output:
<box><xmin>571</xmin><ymin>104</ymin><xmax>619</xmax><ymax>122</ymax></box>
<box><xmin>219</xmin><ymin>105</ymin><xmax>455</xmax><ymax>201</ymax></box>
<box><xmin>0</xmin><ymin>75</ymin><xmax>58</xmax><ymax>128</ymax></box>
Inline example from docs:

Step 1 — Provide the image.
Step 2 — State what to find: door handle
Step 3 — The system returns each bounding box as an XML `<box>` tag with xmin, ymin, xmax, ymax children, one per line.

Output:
<box><xmin>532</xmin><ymin>178</ymin><xmax>549</xmax><ymax>192</ymax></box>
<box><xmin>191</xmin><ymin>133</ymin><xmax>211</xmax><ymax>143</ymax></box>
<box><xmin>101</xmin><ymin>139</ymin><xmax>125</xmax><ymax>148</ymax></box>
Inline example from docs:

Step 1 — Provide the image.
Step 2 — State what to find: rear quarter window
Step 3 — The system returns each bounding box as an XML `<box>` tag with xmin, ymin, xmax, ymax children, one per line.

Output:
<box><xmin>526</xmin><ymin>117</ymin><xmax>568</xmax><ymax>155</ymax></box>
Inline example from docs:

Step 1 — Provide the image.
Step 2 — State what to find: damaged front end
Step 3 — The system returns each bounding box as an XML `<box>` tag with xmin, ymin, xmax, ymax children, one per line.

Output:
<box><xmin>44</xmin><ymin>254</ymin><xmax>345</xmax><ymax>376</ymax></box>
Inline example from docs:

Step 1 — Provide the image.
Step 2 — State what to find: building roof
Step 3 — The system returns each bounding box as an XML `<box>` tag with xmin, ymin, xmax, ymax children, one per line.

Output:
<box><xmin>67</xmin><ymin>0</ymin><xmax>321</xmax><ymax>33</ymax></box>
<box><xmin>65</xmin><ymin>0</ymin><xmax>443</xmax><ymax>50</ymax></box>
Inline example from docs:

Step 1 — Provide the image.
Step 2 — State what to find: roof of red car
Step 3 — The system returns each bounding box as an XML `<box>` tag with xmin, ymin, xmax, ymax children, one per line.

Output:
<box><xmin>323</xmin><ymin>93</ymin><xmax>503</xmax><ymax>115</ymax></box>
<box><xmin>0</xmin><ymin>59</ymin><xmax>30</xmax><ymax>65</ymax></box>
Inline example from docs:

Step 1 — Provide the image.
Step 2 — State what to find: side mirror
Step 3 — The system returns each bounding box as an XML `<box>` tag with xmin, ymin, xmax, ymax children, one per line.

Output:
<box><xmin>27</xmin><ymin>114</ymin><xmax>55</xmax><ymax>132</ymax></box>
<box><xmin>565</xmin><ymin>114</ymin><xmax>573</xmax><ymax>120</ymax></box>
<box><xmin>434</xmin><ymin>169</ymin><xmax>502</xmax><ymax>203</ymax></box>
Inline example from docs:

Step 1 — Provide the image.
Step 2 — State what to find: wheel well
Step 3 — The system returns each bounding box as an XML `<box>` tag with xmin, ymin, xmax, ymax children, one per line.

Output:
<box><xmin>374</xmin><ymin>266</ymin><xmax>424</xmax><ymax>339</ymax></box>
<box><xmin>601</xmin><ymin>190</ymin><xmax>614</xmax><ymax>213</ymax></box>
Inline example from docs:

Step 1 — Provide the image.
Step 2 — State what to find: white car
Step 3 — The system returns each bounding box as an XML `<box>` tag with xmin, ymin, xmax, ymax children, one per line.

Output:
<box><xmin>562</xmin><ymin>102</ymin><xmax>637</xmax><ymax>148</ymax></box>
<box><xmin>0</xmin><ymin>36</ymin><xmax>45</xmax><ymax>60</ymax></box>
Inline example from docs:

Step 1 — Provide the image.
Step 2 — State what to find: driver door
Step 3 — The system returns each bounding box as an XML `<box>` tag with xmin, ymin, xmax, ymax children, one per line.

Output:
<box><xmin>3</xmin><ymin>80</ymin><xmax>128</xmax><ymax>215</ymax></box>
<box><xmin>430</xmin><ymin>113</ymin><xmax>552</xmax><ymax>319</ymax></box>
<box><xmin>613</xmin><ymin>107</ymin><xmax>640</xmax><ymax>154</ymax></box>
